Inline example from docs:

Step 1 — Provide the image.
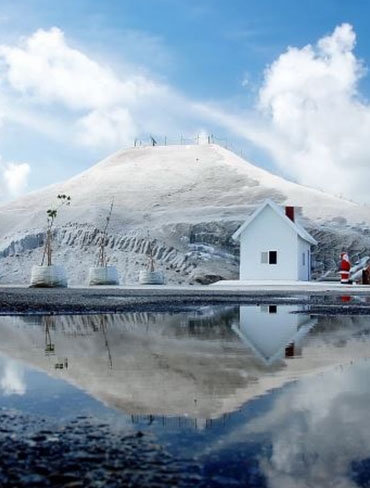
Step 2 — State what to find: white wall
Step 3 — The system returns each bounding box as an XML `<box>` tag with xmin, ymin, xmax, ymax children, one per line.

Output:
<box><xmin>239</xmin><ymin>205</ymin><xmax>299</xmax><ymax>280</ymax></box>
<box><xmin>297</xmin><ymin>237</ymin><xmax>311</xmax><ymax>281</ymax></box>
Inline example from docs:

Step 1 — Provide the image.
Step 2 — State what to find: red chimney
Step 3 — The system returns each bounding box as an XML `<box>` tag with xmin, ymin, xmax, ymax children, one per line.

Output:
<box><xmin>285</xmin><ymin>206</ymin><xmax>295</xmax><ymax>222</ymax></box>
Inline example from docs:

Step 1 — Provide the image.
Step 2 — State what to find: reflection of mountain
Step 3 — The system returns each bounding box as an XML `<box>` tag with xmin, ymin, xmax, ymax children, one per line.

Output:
<box><xmin>233</xmin><ymin>306</ymin><xmax>317</xmax><ymax>366</ymax></box>
<box><xmin>0</xmin><ymin>309</ymin><xmax>369</xmax><ymax>419</ymax></box>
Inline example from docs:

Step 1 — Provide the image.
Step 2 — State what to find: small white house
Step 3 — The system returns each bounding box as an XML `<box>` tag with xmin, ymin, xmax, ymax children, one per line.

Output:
<box><xmin>232</xmin><ymin>200</ymin><xmax>317</xmax><ymax>281</ymax></box>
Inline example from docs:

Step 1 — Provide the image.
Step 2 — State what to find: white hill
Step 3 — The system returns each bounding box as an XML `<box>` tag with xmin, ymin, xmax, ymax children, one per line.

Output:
<box><xmin>0</xmin><ymin>143</ymin><xmax>369</xmax><ymax>285</ymax></box>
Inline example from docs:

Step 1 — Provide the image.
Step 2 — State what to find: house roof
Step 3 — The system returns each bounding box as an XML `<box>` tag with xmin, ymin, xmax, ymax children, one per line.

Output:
<box><xmin>232</xmin><ymin>199</ymin><xmax>318</xmax><ymax>245</ymax></box>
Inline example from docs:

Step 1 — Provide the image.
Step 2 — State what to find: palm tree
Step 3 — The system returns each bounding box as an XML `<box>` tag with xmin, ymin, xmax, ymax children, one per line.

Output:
<box><xmin>41</xmin><ymin>194</ymin><xmax>71</xmax><ymax>266</ymax></box>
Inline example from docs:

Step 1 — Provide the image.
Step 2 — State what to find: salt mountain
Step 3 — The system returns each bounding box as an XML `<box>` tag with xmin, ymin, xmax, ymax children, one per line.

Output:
<box><xmin>0</xmin><ymin>144</ymin><xmax>369</xmax><ymax>285</ymax></box>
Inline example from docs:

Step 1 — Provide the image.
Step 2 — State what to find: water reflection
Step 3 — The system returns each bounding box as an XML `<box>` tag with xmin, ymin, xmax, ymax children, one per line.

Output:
<box><xmin>44</xmin><ymin>316</ymin><xmax>69</xmax><ymax>370</ymax></box>
<box><xmin>205</xmin><ymin>361</ymin><xmax>370</xmax><ymax>488</ymax></box>
<box><xmin>234</xmin><ymin>305</ymin><xmax>317</xmax><ymax>366</ymax></box>
<box><xmin>0</xmin><ymin>359</ymin><xmax>26</xmax><ymax>396</ymax></box>
<box><xmin>0</xmin><ymin>307</ymin><xmax>369</xmax><ymax>423</ymax></box>
<box><xmin>1</xmin><ymin>307</ymin><xmax>370</xmax><ymax>485</ymax></box>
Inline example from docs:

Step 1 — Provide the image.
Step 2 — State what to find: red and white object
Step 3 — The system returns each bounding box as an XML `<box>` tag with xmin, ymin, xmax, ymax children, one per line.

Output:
<box><xmin>340</xmin><ymin>252</ymin><xmax>351</xmax><ymax>284</ymax></box>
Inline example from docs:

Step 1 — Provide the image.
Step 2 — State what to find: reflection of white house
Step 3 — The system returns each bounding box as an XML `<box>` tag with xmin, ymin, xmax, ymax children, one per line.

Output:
<box><xmin>232</xmin><ymin>200</ymin><xmax>317</xmax><ymax>281</ymax></box>
<box><xmin>232</xmin><ymin>305</ymin><xmax>317</xmax><ymax>366</ymax></box>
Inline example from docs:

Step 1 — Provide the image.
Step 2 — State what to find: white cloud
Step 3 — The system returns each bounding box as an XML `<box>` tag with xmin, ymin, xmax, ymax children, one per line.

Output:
<box><xmin>1</xmin><ymin>23</ymin><xmax>369</xmax><ymax>203</ymax></box>
<box><xmin>254</xmin><ymin>23</ymin><xmax>370</xmax><ymax>202</ymax></box>
<box><xmin>194</xmin><ymin>23</ymin><xmax>370</xmax><ymax>202</ymax></box>
<box><xmin>0</xmin><ymin>160</ymin><xmax>30</xmax><ymax>199</ymax></box>
<box><xmin>0</xmin><ymin>27</ymin><xmax>190</xmax><ymax>150</ymax></box>
<box><xmin>0</xmin><ymin>27</ymin><xmax>158</xmax><ymax>110</ymax></box>
<box><xmin>76</xmin><ymin>108</ymin><xmax>138</xmax><ymax>148</ymax></box>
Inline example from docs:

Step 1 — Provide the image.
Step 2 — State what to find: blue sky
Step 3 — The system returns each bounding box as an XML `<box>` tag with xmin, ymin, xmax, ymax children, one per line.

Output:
<box><xmin>1</xmin><ymin>0</ymin><xmax>370</xmax><ymax>202</ymax></box>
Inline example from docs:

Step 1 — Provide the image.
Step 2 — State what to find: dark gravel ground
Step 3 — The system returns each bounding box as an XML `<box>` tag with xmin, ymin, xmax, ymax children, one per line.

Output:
<box><xmin>0</xmin><ymin>410</ymin><xmax>205</xmax><ymax>488</ymax></box>
<box><xmin>1</xmin><ymin>286</ymin><xmax>370</xmax><ymax>315</ymax></box>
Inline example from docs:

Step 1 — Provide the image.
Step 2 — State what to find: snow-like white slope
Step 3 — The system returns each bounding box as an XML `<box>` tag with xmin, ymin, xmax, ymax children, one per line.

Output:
<box><xmin>0</xmin><ymin>144</ymin><xmax>369</xmax><ymax>285</ymax></box>
<box><xmin>0</xmin><ymin>144</ymin><xmax>367</xmax><ymax>238</ymax></box>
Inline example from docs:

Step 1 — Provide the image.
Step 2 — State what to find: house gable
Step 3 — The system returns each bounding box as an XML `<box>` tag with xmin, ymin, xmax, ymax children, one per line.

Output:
<box><xmin>232</xmin><ymin>199</ymin><xmax>317</xmax><ymax>246</ymax></box>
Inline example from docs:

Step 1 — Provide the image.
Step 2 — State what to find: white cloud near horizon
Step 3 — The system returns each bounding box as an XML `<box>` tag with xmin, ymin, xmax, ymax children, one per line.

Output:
<box><xmin>76</xmin><ymin>108</ymin><xmax>138</xmax><ymax>148</ymax></box>
<box><xmin>0</xmin><ymin>160</ymin><xmax>30</xmax><ymax>199</ymax></box>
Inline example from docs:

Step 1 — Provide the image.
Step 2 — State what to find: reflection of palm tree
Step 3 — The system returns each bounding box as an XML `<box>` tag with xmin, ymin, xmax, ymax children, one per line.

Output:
<box><xmin>44</xmin><ymin>316</ymin><xmax>55</xmax><ymax>355</ymax></box>
<box><xmin>100</xmin><ymin>315</ymin><xmax>113</xmax><ymax>370</ymax></box>
<box><xmin>43</xmin><ymin>316</ymin><xmax>68</xmax><ymax>370</ymax></box>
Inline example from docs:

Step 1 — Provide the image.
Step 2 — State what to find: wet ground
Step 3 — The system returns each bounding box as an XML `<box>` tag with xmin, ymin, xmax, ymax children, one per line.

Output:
<box><xmin>1</xmin><ymin>285</ymin><xmax>370</xmax><ymax>315</ymax></box>
<box><xmin>0</xmin><ymin>411</ymin><xmax>203</xmax><ymax>488</ymax></box>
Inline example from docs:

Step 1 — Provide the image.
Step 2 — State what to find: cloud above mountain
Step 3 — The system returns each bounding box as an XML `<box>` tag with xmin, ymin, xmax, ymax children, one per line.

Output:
<box><xmin>0</xmin><ymin>27</ymin><xmax>170</xmax><ymax>148</ymax></box>
<box><xmin>0</xmin><ymin>27</ymin><xmax>164</xmax><ymax>110</ymax></box>
<box><xmin>0</xmin><ymin>23</ymin><xmax>370</xmax><ymax>203</ymax></box>
<box><xmin>255</xmin><ymin>23</ymin><xmax>370</xmax><ymax>202</ymax></box>
<box><xmin>0</xmin><ymin>27</ymin><xmax>219</xmax><ymax>154</ymax></box>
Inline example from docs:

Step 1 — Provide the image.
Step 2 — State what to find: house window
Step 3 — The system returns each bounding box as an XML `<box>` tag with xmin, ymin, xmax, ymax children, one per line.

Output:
<box><xmin>302</xmin><ymin>252</ymin><xmax>306</xmax><ymax>266</ymax></box>
<box><xmin>269</xmin><ymin>251</ymin><xmax>277</xmax><ymax>264</ymax></box>
<box><xmin>261</xmin><ymin>251</ymin><xmax>277</xmax><ymax>264</ymax></box>
<box><xmin>260</xmin><ymin>305</ymin><xmax>277</xmax><ymax>313</ymax></box>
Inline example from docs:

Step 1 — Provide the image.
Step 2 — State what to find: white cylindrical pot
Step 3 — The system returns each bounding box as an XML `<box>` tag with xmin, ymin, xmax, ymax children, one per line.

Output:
<box><xmin>30</xmin><ymin>265</ymin><xmax>68</xmax><ymax>288</ymax></box>
<box><xmin>139</xmin><ymin>270</ymin><xmax>164</xmax><ymax>285</ymax></box>
<box><xmin>88</xmin><ymin>266</ymin><xmax>119</xmax><ymax>286</ymax></box>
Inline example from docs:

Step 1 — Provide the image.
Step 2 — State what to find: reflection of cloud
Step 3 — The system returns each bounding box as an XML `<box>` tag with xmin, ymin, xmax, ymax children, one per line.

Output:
<box><xmin>1</xmin><ymin>360</ymin><xmax>26</xmax><ymax>396</ymax></box>
<box><xmin>246</xmin><ymin>363</ymin><xmax>370</xmax><ymax>487</ymax></box>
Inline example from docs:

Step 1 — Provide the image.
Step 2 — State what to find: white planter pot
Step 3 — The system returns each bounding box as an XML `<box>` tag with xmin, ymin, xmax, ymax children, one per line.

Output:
<box><xmin>88</xmin><ymin>266</ymin><xmax>119</xmax><ymax>286</ymax></box>
<box><xmin>139</xmin><ymin>270</ymin><xmax>164</xmax><ymax>285</ymax></box>
<box><xmin>30</xmin><ymin>265</ymin><xmax>68</xmax><ymax>288</ymax></box>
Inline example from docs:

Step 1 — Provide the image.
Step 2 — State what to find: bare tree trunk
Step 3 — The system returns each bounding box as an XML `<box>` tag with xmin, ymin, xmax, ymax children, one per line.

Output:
<box><xmin>47</xmin><ymin>230</ymin><xmax>52</xmax><ymax>266</ymax></box>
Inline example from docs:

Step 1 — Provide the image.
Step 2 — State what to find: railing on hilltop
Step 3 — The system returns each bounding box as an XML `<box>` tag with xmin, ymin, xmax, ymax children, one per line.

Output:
<box><xmin>132</xmin><ymin>134</ymin><xmax>247</xmax><ymax>159</ymax></box>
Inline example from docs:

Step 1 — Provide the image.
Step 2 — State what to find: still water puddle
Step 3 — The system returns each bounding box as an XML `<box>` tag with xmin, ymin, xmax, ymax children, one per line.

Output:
<box><xmin>0</xmin><ymin>305</ymin><xmax>370</xmax><ymax>486</ymax></box>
